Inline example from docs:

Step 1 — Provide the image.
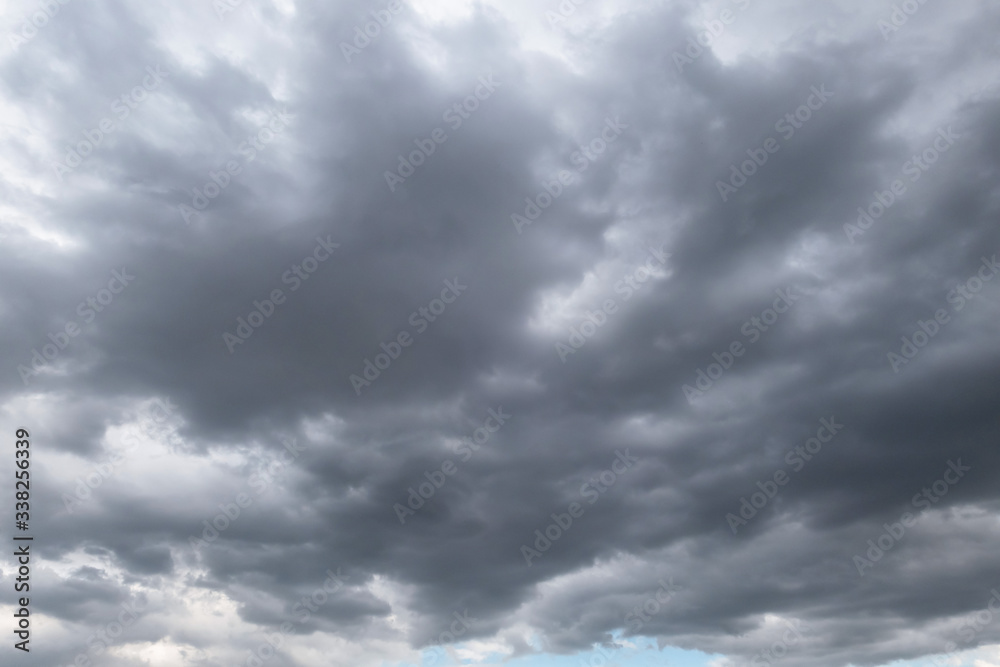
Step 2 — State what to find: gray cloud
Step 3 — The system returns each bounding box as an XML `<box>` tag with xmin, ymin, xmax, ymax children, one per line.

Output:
<box><xmin>2</xmin><ymin>0</ymin><xmax>1000</xmax><ymax>666</ymax></box>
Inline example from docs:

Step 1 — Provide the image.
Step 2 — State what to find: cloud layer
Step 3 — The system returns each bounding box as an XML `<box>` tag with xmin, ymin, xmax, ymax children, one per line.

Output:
<box><xmin>2</xmin><ymin>1</ymin><xmax>1000</xmax><ymax>666</ymax></box>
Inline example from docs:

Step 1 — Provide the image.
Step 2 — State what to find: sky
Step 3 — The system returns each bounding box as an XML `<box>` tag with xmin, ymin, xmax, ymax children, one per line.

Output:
<box><xmin>1</xmin><ymin>0</ymin><xmax>999</xmax><ymax>666</ymax></box>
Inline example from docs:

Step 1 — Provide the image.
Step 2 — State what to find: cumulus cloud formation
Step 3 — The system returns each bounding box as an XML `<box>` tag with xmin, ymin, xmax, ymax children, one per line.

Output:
<box><xmin>1</xmin><ymin>0</ymin><xmax>999</xmax><ymax>666</ymax></box>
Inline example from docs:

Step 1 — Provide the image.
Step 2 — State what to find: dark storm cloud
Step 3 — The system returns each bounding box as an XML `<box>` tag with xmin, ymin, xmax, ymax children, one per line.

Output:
<box><xmin>2</xmin><ymin>0</ymin><xmax>1000</xmax><ymax>666</ymax></box>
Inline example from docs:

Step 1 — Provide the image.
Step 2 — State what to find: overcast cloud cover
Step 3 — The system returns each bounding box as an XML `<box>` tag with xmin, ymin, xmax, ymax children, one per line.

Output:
<box><xmin>1</xmin><ymin>0</ymin><xmax>1000</xmax><ymax>666</ymax></box>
